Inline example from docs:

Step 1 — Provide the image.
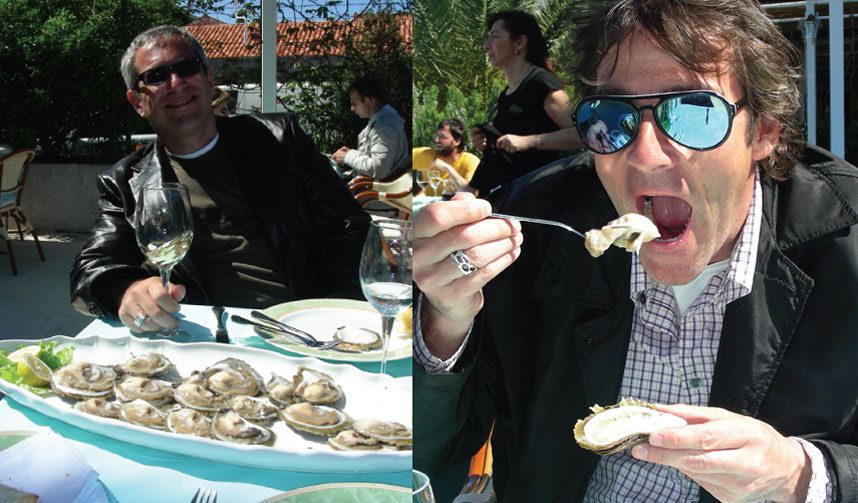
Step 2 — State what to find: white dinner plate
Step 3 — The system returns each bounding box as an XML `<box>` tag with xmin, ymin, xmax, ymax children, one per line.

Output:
<box><xmin>258</xmin><ymin>482</ymin><xmax>409</xmax><ymax>502</ymax></box>
<box><xmin>0</xmin><ymin>335</ymin><xmax>411</xmax><ymax>472</ymax></box>
<box><xmin>258</xmin><ymin>299</ymin><xmax>412</xmax><ymax>363</ymax></box>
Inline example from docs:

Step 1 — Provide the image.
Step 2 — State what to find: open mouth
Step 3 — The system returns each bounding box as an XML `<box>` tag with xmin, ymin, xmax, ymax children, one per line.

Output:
<box><xmin>644</xmin><ymin>195</ymin><xmax>692</xmax><ymax>243</ymax></box>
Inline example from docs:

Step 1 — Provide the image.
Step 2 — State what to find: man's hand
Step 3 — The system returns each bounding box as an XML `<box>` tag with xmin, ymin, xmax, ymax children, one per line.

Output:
<box><xmin>584</xmin><ymin>120</ymin><xmax>613</xmax><ymax>152</ymax></box>
<box><xmin>471</xmin><ymin>128</ymin><xmax>487</xmax><ymax>152</ymax></box>
<box><xmin>495</xmin><ymin>134</ymin><xmax>532</xmax><ymax>154</ymax></box>
<box><xmin>331</xmin><ymin>146</ymin><xmax>350</xmax><ymax>165</ymax></box>
<box><xmin>118</xmin><ymin>277</ymin><xmax>186</xmax><ymax>333</ymax></box>
<box><xmin>631</xmin><ymin>404</ymin><xmax>811</xmax><ymax>503</ymax></box>
<box><xmin>413</xmin><ymin>193</ymin><xmax>523</xmax><ymax>359</ymax></box>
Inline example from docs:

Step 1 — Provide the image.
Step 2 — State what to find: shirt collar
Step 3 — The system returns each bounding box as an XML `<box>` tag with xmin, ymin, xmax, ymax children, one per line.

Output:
<box><xmin>630</xmin><ymin>170</ymin><xmax>762</xmax><ymax>298</ymax></box>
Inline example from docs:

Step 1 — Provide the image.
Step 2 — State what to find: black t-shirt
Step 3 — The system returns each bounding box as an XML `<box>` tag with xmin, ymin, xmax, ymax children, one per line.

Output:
<box><xmin>470</xmin><ymin>66</ymin><xmax>565</xmax><ymax>194</ymax></box>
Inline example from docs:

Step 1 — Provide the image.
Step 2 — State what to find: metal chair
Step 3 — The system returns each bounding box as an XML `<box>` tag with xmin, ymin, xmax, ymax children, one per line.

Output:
<box><xmin>349</xmin><ymin>170</ymin><xmax>412</xmax><ymax>218</ymax></box>
<box><xmin>0</xmin><ymin>148</ymin><xmax>45</xmax><ymax>275</ymax></box>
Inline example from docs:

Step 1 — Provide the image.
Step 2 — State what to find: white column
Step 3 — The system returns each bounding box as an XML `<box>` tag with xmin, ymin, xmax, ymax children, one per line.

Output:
<box><xmin>829</xmin><ymin>0</ymin><xmax>845</xmax><ymax>157</ymax></box>
<box><xmin>804</xmin><ymin>0</ymin><xmax>818</xmax><ymax>145</ymax></box>
<box><xmin>261</xmin><ymin>0</ymin><xmax>277</xmax><ymax>113</ymax></box>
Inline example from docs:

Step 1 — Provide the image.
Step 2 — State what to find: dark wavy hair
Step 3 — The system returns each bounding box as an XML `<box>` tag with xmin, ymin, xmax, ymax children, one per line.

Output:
<box><xmin>437</xmin><ymin>118</ymin><xmax>468</xmax><ymax>152</ymax></box>
<box><xmin>571</xmin><ymin>0</ymin><xmax>801</xmax><ymax>180</ymax></box>
<box><xmin>349</xmin><ymin>76</ymin><xmax>387</xmax><ymax>103</ymax></box>
<box><xmin>487</xmin><ymin>10</ymin><xmax>553</xmax><ymax>73</ymax></box>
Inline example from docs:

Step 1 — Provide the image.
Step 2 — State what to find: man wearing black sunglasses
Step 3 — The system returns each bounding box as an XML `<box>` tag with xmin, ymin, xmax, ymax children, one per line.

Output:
<box><xmin>70</xmin><ymin>26</ymin><xmax>370</xmax><ymax>333</ymax></box>
<box><xmin>413</xmin><ymin>1</ymin><xmax>858</xmax><ymax>501</ymax></box>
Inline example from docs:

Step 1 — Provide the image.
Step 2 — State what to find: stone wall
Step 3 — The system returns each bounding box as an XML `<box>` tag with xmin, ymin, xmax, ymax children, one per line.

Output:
<box><xmin>21</xmin><ymin>163</ymin><xmax>108</xmax><ymax>234</ymax></box>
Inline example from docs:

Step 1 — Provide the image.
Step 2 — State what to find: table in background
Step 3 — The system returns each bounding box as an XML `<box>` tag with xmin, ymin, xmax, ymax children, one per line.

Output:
<box><xmin>0</xmin><ymin>303</ymin><xmax>412</xmax><ymax>502</ymax></box>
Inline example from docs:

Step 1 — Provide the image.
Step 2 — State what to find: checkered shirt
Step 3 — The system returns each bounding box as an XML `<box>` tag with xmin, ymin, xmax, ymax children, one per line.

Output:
<box><xmin>583</xmin><ymin>176</ymin><xmax>762</xmax><ymax>502</ymax></box>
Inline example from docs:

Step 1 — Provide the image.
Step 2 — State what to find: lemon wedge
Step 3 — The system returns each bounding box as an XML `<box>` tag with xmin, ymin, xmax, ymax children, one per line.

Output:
<box><xmin>17</xmin><ymin>353</ymin><xmax>52</xmax><ymax>387</ymax></box>
<box><xmin>7</xmin><ymin>345</ymin><xmax>41</xmax><ymax>364</ymax></box>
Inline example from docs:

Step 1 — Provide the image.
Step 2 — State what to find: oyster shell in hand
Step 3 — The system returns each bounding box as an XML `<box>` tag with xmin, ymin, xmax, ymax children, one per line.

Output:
<box><xmin>584</xmin><ymin>214</ymin><xmax>659</xmax><ymax>257</ymax></box>
<box><xmin>573</xmin><ymin>398</ymin><xmax>686</xmax><ymax>455</ymax></box>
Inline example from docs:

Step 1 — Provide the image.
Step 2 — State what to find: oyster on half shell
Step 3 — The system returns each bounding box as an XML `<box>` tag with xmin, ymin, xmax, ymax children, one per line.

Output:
<box><xmin>51</xmin><ymin>362</ymin><xmax>117</xmax><ymax>400</ymax></box>
<box><xmin>281</xmin><ymin>402</ymin><xmax>351</xmax><ymax>437</ymax></box>
<box><xmin>118</xmin><ymin>352</ymin><xmax>175</xmax><ymax>377</ymax></box>
<box><xmin>211</xmin><ymin>410</ymin><xmax>275</xmax><ymax>445</ymax></box>
<box><xmin>573</xmin><ymin>398</ymin><xmax>686</xmax><ymax>455</ymax></box>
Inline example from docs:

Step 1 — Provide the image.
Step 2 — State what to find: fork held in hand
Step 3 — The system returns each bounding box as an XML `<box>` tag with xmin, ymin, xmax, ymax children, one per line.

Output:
<box><xmin>489</xmin><ymin>213</ymin><xmax>586</xmax><ymax>238</ymax></box>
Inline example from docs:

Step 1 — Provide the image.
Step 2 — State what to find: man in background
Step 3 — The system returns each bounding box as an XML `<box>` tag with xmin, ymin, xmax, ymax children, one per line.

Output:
<box><xmin>413</xmin><ymin>118</ymin><xmax>480</xmax><ymax>196</ymax></box>
<box><xmin>331</xmin><ymin>77</ymin><xmax>409</xmax><ymax>180</ymax></box>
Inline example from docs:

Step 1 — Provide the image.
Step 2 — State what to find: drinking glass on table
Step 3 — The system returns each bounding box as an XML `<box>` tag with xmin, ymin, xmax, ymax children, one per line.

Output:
<box><xmin>412</xmin><ymin>469</ymin><xmax>436</xmax><ymax>503</ymax></box>
<box><xmin>359</xmin><ymin>219</ymin><xmax>412</xmax><ymax>375</ymax></box>
<box><xmin>415</xmin><ymin>170</ymin><xmax>430</xmax><ymax>194</ymax></box>
<box><xmin>427</xmin><ymin>169</ymin><xmax>442</xmax><ymax>196</ymax></box>
<box><xmin>440</xmin><ymin>179</ymin><xmax>456</xmax><ymax>201</ymax></box>
<box><xmin>135</xmin><ymin>183</ymin><xmax>194</xmax><ymax>338</ymax></box>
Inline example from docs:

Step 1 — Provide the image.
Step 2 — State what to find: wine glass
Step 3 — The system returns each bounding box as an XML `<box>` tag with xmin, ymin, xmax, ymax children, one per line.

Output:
<box><xmin>415</xmin><ymin>170</ymin><xmax>430</xmax><ymax>194</ymax></box>
<box><xmin>359</xmin><ymin>219</ymin><xmax>412</xmax><ymax>375</ymax></box>
<box><xmin>427</xmin><ymin>169</ymin><xmax>442</xmax><ymax>196</ymax></box>
<box><xmin>412</xmin><ymin>469</ymin><xmax>436</xmax><ymax>503</ymax></box>
<box><xmin>440</xmin><ymin>179</ymin><xmax>456</xmax><ymax>201</ymax></box>
<box><xmin>135</xmin><ymin>183</ymin><xmax>194</xmax><ymax>338</ymax></box>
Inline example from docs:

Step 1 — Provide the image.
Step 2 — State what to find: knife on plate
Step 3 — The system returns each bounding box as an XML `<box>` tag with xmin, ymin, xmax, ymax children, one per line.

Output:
<box><xmin>212</xmin><ymin>306</ymin><xmax>230</xmax><ymax>344</ymax></box>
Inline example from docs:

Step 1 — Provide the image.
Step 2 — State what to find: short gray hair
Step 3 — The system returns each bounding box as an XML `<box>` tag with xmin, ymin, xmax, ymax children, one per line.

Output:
<box><xmin>120</xmin><ymin>25</ymin><xmax>208</xmax><ymax>90</ymax></box>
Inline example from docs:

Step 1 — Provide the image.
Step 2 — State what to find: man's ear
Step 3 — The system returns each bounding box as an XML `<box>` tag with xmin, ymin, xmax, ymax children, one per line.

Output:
<box><xmin>751</xmin><ymin>114</ymin><xmax>781</xmax><ymax>162</ymax></box>
<box><xmin>126</xmin><ymin>89</ymin><xmax>146</xmax><ymax>118</ymax></box>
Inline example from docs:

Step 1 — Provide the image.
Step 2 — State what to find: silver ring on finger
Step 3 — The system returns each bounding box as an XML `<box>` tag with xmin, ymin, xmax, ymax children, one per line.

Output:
<box><xmin>450</xmin><ymin>250</ymin><xmax>477</xmax><ymax>277</ymax></box>
<box><xmin>133</xmin><ymin>311</ymin><xmax>149</xmax><ymax>329</ymax></box>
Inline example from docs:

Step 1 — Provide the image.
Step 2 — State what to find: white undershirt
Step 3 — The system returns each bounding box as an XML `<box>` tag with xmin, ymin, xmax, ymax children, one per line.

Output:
<box><xmin>168</xmin><ymin>133</ymin><xmax>220</xmax><ymax>159</ymax></box>
<box><xmin>670</xmin><ymin>259</ymin><xmax>730</xmax><ymax>316</ymax></box>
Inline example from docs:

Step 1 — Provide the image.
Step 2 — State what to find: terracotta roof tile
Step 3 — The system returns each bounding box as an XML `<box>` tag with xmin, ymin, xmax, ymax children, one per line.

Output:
<box><xmin>187</xmin><ymin>14</ymin><xmax>411</xmax><ymax>60</ymax></box>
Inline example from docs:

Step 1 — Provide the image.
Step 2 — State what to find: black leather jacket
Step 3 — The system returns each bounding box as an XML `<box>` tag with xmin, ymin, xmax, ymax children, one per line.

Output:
<box><xmin>415</xmin><ymin>145</ymin><xmax>858</xmax><ymax>502</ymax></box>
<box><xmin>70</xmin><ymin>113</ymin><xmax>370</xmax><ymax>317</ymax></box>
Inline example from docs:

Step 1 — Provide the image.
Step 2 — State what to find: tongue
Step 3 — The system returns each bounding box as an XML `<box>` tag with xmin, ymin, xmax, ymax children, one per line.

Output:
<box><xmin>651</xmin><ymin>196</ymin><xmax>692</xmax><ymax>238</ymax></box>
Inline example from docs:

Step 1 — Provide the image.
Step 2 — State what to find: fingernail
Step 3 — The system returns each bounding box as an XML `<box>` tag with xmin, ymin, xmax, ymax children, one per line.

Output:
<box><xmin>648</xmin><ymin>432</ymin><xmax>662</xmax><ymax>446</ymax></box>
<box><xmin>631</xmin><ymin>445</ymin><xmax>647</xmax><ymax>459</ymax></box>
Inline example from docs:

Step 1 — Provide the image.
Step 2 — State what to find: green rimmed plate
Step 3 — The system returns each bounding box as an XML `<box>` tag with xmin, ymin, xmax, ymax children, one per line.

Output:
<box><xmin>259</xmin><ymin>482</ymin><xmax>409</xmax><ymax>502</ymax></box>
<box><xmin>0</xmin><ymin>430</ymin><xmax>34</xmax><ymax>452</ymax></box>
<box><xmin>258</xmin><ymin>299</ymin><xmax>412</xmax><ymax>363</ymax></box>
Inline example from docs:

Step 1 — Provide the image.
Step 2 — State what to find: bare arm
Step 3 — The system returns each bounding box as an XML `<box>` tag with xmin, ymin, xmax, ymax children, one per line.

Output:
<box><xmin>495</xmin><ymin>90</ymin><xmax>581</xmax><ymax>153</ymax></box>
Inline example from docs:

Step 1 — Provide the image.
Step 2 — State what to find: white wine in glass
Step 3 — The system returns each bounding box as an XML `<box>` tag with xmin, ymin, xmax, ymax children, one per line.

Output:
<box><xmin>135</xmin><ymin>183</ymin><xmax>194</xmax><ymax>338</ymax></box>
<box><xmin>359</xmin><ymin>219</ymin><xmax>412</xmax><ymax>375</ymax></box>
<box><xmin>427</xmin><ymin>169</ymin><xmax>442</xmax><ymax>196</ymax></box>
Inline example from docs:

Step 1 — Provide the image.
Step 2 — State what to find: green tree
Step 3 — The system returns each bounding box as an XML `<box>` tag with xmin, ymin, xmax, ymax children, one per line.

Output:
<box><xmin>0</xmin><ymin>0</ymin><xmax>194</xmax><ymax>162</ymax></box>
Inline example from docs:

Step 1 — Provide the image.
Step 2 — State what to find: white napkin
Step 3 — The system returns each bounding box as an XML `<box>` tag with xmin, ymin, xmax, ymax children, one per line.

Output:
<box><xmin>0</xmin><ymin>430</ymin><xmax>108</xmax><ymax>503</ymax></box>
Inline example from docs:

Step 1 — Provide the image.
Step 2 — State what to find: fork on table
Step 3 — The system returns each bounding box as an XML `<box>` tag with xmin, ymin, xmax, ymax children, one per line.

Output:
<box><xmin>190</xmin><ymin>488</ymin><xmax>217</xmax><ymax>503</ymax></box>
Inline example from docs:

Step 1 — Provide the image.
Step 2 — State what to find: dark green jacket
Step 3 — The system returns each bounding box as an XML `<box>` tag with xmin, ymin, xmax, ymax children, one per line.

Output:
<box><xmin>414</xmin><ymin>146</ymin><xmax>858</xmax><ymax>502</ymax></box>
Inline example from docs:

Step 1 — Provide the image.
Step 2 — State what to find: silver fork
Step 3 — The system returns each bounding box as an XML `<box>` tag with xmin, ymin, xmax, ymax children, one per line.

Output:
<box><xmin>489</xmin><ymin>213</ymin><xmax>586</xmax><ymax>238</ymax></box>
<box><xmin>230</xmin><ymin>315</ymin><xmax>345</xmax><ymax>350</ymax></box>
<box><xmin>190</xmin><ymin>488</ymin><xmax>217</xmax><ymax>503</ymax></box>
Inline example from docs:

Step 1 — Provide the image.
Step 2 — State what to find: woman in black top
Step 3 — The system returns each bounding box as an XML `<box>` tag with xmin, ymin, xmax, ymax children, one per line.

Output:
<box><xmin>467</xmin><ymin>10</ymin><xmax>580</xmax><ymax>194</ymax></box>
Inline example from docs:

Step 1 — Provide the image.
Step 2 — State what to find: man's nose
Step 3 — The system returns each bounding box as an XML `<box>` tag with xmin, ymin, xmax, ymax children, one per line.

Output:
<box><xmin>625</xmin><ymin>113</ymin><xmax>673</xmax><ymax>171</ymax></box>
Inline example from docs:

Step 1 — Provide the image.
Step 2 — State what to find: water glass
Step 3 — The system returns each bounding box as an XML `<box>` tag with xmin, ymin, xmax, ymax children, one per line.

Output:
<box><xmin>412</xmin><ymin>469</ymin><xmax>435</xmax><ymax>503</ymax></box>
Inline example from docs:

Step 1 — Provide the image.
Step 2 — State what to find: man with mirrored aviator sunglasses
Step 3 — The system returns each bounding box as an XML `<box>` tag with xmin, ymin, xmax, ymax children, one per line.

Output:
<box><xmin>70</xmin><ymin>25</ymin><xmax>370</xmax><ymax>333</ymax></box>
<box><xmin>413</xmin><ymin>1</ymin><xmax>858</xmax><ymax>501</ymax></box>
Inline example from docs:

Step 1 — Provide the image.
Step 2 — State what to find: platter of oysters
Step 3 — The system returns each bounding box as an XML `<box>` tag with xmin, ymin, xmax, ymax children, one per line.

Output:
<box><xmin>0</xmin><ymin>335</ymin><xmax>411</xmax><ymax>472</ymax></box>
<box><xmin>257</xmin><ymin>299</ymin><xmax>412</xmax><ymax>363</ymax></box>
